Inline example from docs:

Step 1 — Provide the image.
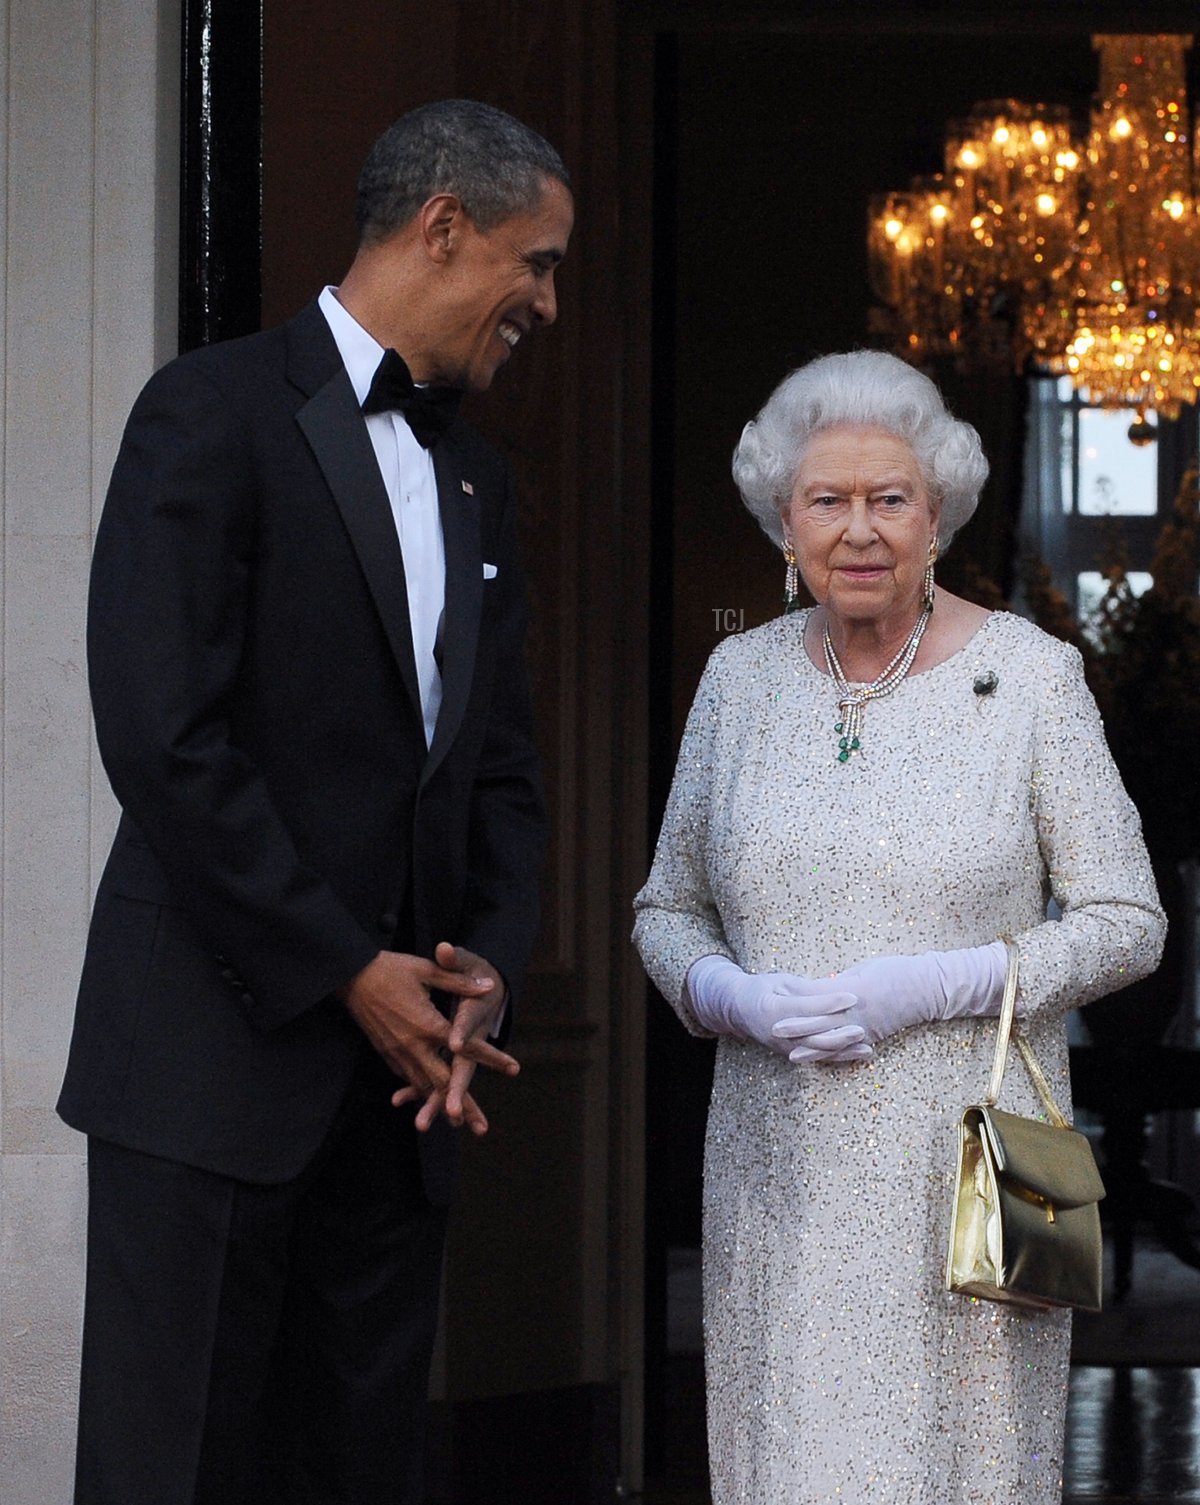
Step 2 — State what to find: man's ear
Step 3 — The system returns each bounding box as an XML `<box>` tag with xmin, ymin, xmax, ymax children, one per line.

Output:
<box><xmin>418</xmin><ymin>193</ymin><xmax>466</xmax><ymax>264</ymax></box>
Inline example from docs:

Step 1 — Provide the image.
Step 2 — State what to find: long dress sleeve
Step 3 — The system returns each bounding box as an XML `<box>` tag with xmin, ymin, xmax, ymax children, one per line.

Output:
<box><xmin>1013</xmin><ymin>638</ymin><xmax>1165</xmax><ymax>1020</ymax></box>
<box><xmin>633</xmin><ymin>643</ymin><xmax>736</xmax><ymax>1035</ymax></box>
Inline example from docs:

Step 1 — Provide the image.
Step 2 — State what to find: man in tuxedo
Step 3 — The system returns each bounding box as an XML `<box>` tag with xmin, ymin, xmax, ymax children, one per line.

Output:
<box><xmin>58</xmin><ymin>99</ymin><xmax>571</xmax><ymax>1505</ymax></box>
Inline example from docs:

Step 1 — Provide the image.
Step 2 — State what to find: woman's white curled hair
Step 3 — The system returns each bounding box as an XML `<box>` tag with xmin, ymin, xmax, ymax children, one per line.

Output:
<box><xmin>731</xmin><ymin>350</ymin><xmax>989</xmax><ymax>551</ymax></box>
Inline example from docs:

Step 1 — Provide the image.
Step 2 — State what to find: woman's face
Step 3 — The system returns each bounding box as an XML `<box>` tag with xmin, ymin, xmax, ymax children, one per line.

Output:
<box><xmin>785</xmin><ymin>425</ymin><xmax>939</xmax><ymax>632</ymax></box>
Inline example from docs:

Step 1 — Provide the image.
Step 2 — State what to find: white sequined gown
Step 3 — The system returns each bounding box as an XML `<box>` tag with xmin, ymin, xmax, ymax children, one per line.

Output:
<box><xmin>633</xmin><ymin>609</ymin><xmax>1164</xmax><ymax>1505</ymax></box>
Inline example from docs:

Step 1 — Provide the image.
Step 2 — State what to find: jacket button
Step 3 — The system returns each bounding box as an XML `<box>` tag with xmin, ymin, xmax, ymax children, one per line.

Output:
<box><xmin>378</xmin><ymin>912</ymin><xmax>399</xmax><ymax>933</ymax></box>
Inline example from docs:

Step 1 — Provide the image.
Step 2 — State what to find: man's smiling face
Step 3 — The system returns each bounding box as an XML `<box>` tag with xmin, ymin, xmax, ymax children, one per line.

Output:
<box><xmin>425</xmin><ymin>175</ymin><xmax>574</xmax><ymax>393</ymax></box>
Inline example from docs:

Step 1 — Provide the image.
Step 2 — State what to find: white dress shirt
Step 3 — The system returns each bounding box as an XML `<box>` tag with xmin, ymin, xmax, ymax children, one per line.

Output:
<box><xmin>318</xmin><ymin>286</ymin><xmax>444</xmax><ymax>747</ymax></box>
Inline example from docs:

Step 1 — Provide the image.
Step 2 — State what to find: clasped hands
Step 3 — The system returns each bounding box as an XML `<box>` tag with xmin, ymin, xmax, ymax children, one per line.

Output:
<box><xmin>687</xmin><ymin>941</ymin><xmax>1008</xmax><ymax>1064</ymax></box>
<box><xmin>340</xmin><ymin>941</ymin><xmax>517</xmax><ymax>1135</ymax></box>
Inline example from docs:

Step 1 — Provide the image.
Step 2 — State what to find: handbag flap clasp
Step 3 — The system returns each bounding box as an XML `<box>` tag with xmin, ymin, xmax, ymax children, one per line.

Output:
<box><xmin>971</xmin><ymin>1106</ymin><xmax>1106</xmax><ymax>1209</ymax></box>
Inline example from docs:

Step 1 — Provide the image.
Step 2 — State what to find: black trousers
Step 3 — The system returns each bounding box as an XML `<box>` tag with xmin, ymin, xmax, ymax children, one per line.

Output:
<box><xmin>74</xmin><ymin>1055</ymin><xmax>449</xmax><ymax>1505</ymax></box>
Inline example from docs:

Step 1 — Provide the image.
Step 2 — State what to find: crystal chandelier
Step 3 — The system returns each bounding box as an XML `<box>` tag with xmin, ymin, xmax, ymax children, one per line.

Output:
<box><xmin>869</xmin><ymin>35</ymin><xmax>1200</xmax><ymax>417</ymax></box>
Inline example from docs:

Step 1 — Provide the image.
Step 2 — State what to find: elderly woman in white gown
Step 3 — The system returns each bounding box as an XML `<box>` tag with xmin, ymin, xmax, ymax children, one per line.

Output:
<box><xmin>633</xmin><ymin>351</ymin><xmax>1164</xmax><ymax>1505</ymax></box>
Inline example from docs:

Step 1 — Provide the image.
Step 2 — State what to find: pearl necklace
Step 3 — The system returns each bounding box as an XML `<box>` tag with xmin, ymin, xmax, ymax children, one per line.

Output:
<box><xmin>822</xmin><ymin>605</ymin><xmax>932</xmax><ymax>762</ymax></box>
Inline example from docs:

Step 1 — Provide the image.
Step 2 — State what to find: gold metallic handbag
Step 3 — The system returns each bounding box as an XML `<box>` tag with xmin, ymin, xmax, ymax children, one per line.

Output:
<box><xmin>946</xmin><ymin>940</ymin><xmax>1106</xmax><ymax>1312</ymax></box>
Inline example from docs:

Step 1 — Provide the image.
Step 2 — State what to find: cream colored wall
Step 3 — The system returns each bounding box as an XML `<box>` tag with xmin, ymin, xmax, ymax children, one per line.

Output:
<box><xmin>0</xmin><ymin>1</ymin><xmax>177</xmax><ymax>1496</ymax></box>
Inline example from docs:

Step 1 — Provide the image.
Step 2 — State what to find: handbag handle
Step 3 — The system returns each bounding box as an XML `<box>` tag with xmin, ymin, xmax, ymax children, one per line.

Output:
<box><xmin>983</xmin><ymin>939</ymin><xmax>1070</xmax><ymax>1129</ymax></box>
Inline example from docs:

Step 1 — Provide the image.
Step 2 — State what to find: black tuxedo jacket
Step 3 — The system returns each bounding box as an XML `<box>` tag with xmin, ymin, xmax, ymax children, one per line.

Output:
<box><xmin>58</xmin><ymin>301</ymin><xmax>545</xmax><ymax>1188</ymax></box>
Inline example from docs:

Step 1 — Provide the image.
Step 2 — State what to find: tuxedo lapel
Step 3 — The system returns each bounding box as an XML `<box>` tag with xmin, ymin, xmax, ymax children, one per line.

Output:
<box><xmin>295</xmin><ymin>366</ymin><xmax>423</xmax><ymax>720</ymax></box>
<box><xmin>424</xmin><ymin>439</ymin><xmax>482</xmax><ymax>783</ymax></box>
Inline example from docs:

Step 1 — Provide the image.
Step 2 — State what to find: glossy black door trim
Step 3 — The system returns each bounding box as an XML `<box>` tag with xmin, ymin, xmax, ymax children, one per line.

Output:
<box><xmin>179</xmin><ymin>0</ymin><xmax>263</xmax><ymax>351</ymax></box>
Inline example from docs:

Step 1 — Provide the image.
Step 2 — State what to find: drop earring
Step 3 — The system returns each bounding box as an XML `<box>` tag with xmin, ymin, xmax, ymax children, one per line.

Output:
<box><xmin>923</xmin><ymin>537</ymin><xmax>939</xmax><ymax>611</ymax></box>
<box><xmin>784</xmin><ymin>539</ymin><xmax>800</xmax><ymax>613</ymax></box>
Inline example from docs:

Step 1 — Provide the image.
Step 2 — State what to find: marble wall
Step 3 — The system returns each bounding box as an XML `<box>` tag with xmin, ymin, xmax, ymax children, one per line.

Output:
<box><xmin>0</xmin><ymin>1</ymin><xmax>177</xmax><ymax>1495</ymax></box>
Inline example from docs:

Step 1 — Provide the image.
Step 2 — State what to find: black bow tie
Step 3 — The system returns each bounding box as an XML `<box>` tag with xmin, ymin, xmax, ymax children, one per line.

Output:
<box><xmin>360</xmin><ymin>349</ymin><xmax>462</xmax><ymax>449</ymax></box>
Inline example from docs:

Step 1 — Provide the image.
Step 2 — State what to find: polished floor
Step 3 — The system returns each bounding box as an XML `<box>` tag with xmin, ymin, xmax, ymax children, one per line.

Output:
<box><xmin>1066</xmin><ymin>1367</ymin><xmax>1200</xmax><ymax>1501</ymax></box>
<box><xmin>641</xmin><ymin>1238</ymin><xmax>1200</xmax><ymax>1503</ymax></box>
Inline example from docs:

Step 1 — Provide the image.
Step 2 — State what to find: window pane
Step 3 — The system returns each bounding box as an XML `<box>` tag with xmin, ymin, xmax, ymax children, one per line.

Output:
<box><xmin>1077</xmin><ymin>570</ymin><xmax>1153</xmax><ymax>640</ymax></box>
<box><xmin>1060</xmin><ymin>406</ymin><xmax>1074</xmax><ymax>514</ymax></box>
<box><xmin>1077</xmin><ymin>408</ymin><xmax>1158</xmax><ymax>515</ymax></box>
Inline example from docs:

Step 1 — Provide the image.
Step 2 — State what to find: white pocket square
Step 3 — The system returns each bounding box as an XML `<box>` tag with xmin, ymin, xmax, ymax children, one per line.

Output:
<box><xmin>482</xmin><ymin>563</ymin><xmax>498</xmax><ymax>579</ymax></box>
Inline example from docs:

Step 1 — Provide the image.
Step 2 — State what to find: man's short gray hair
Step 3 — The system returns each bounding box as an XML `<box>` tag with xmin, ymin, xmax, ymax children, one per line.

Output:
<box><xmin>356</xmin><ymin>98</ymin><xmax>570</xmax><ymax>243</ymax></box>
<box><xmin>732</xmin><ymin>351</ymin><xmax>989</xmax><ymax>549</ymax></box>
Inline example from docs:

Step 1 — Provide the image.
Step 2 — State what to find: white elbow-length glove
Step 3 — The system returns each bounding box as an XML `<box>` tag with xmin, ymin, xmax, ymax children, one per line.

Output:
<box><xmin>833</xmin><ymin>940</ymin><xmax>1009</xmax><ymax>1052</ymax></box>
<box><xmin>686</xmin><ymin>955</ymin><xmax>870</xmax><ymax>1062</ymax></box>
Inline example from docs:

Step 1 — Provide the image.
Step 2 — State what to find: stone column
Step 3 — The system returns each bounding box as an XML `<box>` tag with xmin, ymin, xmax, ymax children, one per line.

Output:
<box><xmin>0</xmin><ymin>2</ymin><xmax>177</xmax><ymax>1497</ymax></box>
